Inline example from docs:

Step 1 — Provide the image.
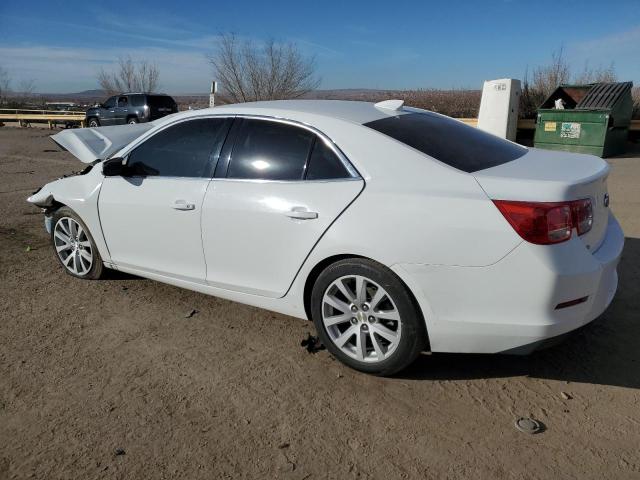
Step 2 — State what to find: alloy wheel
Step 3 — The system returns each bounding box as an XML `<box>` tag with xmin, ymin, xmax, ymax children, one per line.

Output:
<box><xmin>53</xmin><ymin>217</ymin><xmax>93</xmax><ymax>276</ymax></box>
<box><xmin>322</xmin><ymin>275</ymin><xmax>402</xmax><ymax>363</ymax></box>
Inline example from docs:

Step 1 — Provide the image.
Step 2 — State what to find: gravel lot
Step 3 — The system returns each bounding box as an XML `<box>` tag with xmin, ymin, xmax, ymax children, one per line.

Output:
<box><xmin>1</xmin><ymin>127</ymin><xmax>639</xmax><ymax>480</ymax></box>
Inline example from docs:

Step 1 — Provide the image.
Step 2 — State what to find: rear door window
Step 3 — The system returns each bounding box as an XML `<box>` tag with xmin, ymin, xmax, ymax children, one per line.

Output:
<box><xmin>226</xmin><ymin>119</ymin><xmax>315</xmax><ymax>180</ymax></box>
<box><xmin>130</xmin><ymin>94</ymin><xmax>145</xmax><ymax>107</ymax></box>
<box><xmin>126</xmin><ymin>118</ymin><xmax>232</xmax><ymax>177</ymax></box>
<box><xmin>305</xmin><ymin>139</ymin><xmax>350</xmax><ymax>180</ymax></box>
<box><xmin>363</xmin><ymin>112</ymin><xmax>527</xmax><ymax>173</ymax></box>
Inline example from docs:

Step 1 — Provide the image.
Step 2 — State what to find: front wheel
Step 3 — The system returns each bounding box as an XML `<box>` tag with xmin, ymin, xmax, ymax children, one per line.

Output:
<box><xmin>127</xmin><ymin>117</ymin><xmax>139</xmax><ymax>125</ymax></box>
<box><xmin>51</xmin><ymin>207</ymin><xmax>104</xmax><ymax>279</ymax></box>
<box><xmin>310</xmin><ymin>258</ymin><xmax>427</xmax><ymax>376</ymax></box>
<box><xmin>87</xmin><ymin>118</ymin><xmax>99</xmax><ymax>128</ymax></box>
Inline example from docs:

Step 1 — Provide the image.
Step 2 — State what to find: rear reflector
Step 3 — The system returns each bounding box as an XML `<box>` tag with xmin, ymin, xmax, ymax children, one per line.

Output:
<box><xmin>555</xmin><ymin>296</ymin><xmax>589</xmax><ymax>310</ymax></box>
<box><xmin>493</xmin><ymin>198</ymin><xmax>593</xmax><ymax>245</ymax></box>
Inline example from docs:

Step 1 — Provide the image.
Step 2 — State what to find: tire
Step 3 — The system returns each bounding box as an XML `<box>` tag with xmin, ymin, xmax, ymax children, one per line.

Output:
<box><xmin>51</xmin><ymin>206</ymin><xmax>104</xmax><ymax>280</ymax></box>
<box><xmin>127</xmin><ymin>117</ymin><xmax>139</xmax><ymax>125</ymax></box>
<box><xmin>88</xmin><ymin>118</ymin><xmax>100</xmax><ymax>128</ymax></box>
<box><xmin>310</xmin><ymin>258</ymin><xmax>427</xmax><ymax>376</ymax></box>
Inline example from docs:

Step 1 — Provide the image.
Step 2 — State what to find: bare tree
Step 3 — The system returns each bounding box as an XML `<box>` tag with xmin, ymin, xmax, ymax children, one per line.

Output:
<box><xmin>98</xmin><ymin>56</ymin><xmax>160</xmax><ymax>94</ymax></box>
<box><xmin>531</xmin><ymin>47</ymin><xmax>571</xmax><ymax>100</ymax></box>
<box><xmin>574</xmin><ymin>62</ymin><xmax>617</xmax><ymax>84</ymax></box>
<box><xmin>0</xmin><ymin>70</ymin><xmax>40</xmax><ymax>107</ymax></box>
<box><xmin>520</xmin><ymin>48</ymin><xmax>621</xmax><ymax>118</ymax></box>
<box><xmin>632</xmin><ymin>86</ymin><xmax>640</xmax><ymax>119</ymax></box>
<box><xmin>17</xmin><ymin>79</ymin><xmax>36</xmax><ymax>100</ymax></box>
<box><xmin>0</xmin><ymin>66</ymin><xmax>11</xmax><ymax>104</ymax></box>
<box><xmin>209</xmin><ymin>33</ymin><xmax>320</xmax><ymax>103</ymax></box>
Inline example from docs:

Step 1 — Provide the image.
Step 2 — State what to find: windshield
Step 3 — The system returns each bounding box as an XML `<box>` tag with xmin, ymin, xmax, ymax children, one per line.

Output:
<box><xmin>363</xmin><ymin>112</ymin><xmax>527</xmax><ymax>173</ymax></box>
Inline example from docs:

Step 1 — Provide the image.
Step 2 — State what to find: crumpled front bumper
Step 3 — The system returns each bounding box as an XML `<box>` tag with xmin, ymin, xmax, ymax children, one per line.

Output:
<box><xmin>44</xmin><ymin>215</ymin><xmax>53</xmax><ymax>234</ymax></box>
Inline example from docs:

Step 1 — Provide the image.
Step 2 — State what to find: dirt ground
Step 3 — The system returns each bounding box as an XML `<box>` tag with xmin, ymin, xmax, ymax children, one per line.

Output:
<box><xmin>0</xmin><ymin>127</ymin><xmax>639</xmax><ymax>480</ymax></box>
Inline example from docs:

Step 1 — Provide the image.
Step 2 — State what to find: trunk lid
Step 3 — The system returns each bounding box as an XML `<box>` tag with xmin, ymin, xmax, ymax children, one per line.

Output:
<box><xmin>51</xmin><ymin>123</ymin><xmax>155</xmax><ymax>163</ymax></box>
<box><xmin>473</xmin><ymin>147</ymin><xmax>611</xmax><ymax>251</ymax></box>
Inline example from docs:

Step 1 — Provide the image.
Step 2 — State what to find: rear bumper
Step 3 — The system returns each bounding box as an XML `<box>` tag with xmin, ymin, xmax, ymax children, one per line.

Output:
<box><xmin>394</xmin><ymin>213</ymin><xmax>624</xmax><ymax>354</ymax></box>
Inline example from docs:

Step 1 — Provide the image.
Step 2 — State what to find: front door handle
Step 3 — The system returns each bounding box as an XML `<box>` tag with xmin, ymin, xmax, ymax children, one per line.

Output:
<box><xmin>172</xmin><ymin>199</ymin><xmax>196</xmax><ymax>211</ymax></box>
<box><xmin>285</xmin><ymin>207</ymin><xmax>318</xmax><ymax>220</ymax></box>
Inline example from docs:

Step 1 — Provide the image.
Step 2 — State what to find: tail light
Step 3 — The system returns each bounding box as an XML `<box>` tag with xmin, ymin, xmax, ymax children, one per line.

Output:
<box><xmin>493</xmin><ymin>199</ymin><xmax>593</xmax><ymax>245</ymax></box>
<box><xmin>571</xmin><ymin>198</ymin><xmax>593</xmax><ymax>235</ymax></box>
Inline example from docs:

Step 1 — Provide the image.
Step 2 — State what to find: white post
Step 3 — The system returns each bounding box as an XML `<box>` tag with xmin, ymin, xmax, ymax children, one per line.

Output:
<box><xmin>477</xmin><ymin>79</ymin><xmax>521</xmax><ymax>140</ymax></box>
<box><xmin>209</xmin><ymin>81</ymin><xmax>218</xmax><ymax>108</ymax></box>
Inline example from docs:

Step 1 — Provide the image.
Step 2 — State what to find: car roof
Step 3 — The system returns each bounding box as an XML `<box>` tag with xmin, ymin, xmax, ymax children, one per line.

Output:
<box><xmin>158</xmin><ymin>100</ymin><xmax>407</xmax><ymax>127</ymax></box>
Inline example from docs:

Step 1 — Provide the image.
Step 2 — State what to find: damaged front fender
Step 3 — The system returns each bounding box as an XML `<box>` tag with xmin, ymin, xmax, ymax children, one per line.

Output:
<box><xmin>24</xmin><ymin>163</ymin><xmax>112</xmax><ymax>263</ymax></box>
<box><xmin>27</xmin><ymin>162</ymin><xmax>97</xmax><ymax>208</ymax></box>
<box><xmin>27</xmin><ymin>187</ymin><xmax>55</xmax><ymax>208</ymax></box>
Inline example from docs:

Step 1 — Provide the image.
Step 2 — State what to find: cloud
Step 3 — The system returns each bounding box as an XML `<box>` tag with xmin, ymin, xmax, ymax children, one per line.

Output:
<box><xmin>572</xmin><ymin>25</ymin><xmax>640</xmax><ymax>53</ymax></box>
<box><xmin>0</xmin><ymin>45</ymin><xmax>213</xmax><ymax>93</ymax></box>
<box><xmin>569</xmin><ymin>25</ymin><xmax>640</xmax><ymax>79</ymax></box>
<box><xmin>0</xmin><ymin>9</ymin><xmax>341</xmax><ymax>93</ymax></box>
<box><xmin>0</xmin><ymin>35</ymin><xmax>341</xmax><ymax>94</ymax></box>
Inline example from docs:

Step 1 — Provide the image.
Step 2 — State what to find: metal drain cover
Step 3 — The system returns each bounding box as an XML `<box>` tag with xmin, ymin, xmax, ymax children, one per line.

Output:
<box><xmin>515</xmin><ymin>417</ymin><xmax>543</xmax><ymax>434</ymax></box>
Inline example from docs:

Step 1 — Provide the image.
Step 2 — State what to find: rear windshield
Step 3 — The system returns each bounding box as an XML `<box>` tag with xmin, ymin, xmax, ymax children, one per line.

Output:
<box><xmin>147</xmin><ymin>95</ymin><xmax>177</xmax><ymax>110</ymax></box>
<box><xmin>363</xmin><ymin>112</ymin><xmax>526</xmax><ymax>173</ymax></box>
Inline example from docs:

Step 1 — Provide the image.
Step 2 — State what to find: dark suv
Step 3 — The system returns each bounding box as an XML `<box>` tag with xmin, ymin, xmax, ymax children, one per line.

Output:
<box><xmin>85</xmin><ymin>93</ymin><xmax>178</xmax><ymax>127</ymax></box>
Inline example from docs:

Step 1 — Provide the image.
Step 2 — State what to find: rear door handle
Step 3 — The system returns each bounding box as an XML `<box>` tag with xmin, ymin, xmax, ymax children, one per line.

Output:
<box><xmin>285</xmin><ymin>207</ymin><xmax>318</xmax><ymax>220</ymax></box>
<box><xmin>172</xmin><ymin>199</ymin><xmax>196</xmax><ymax>211</ymax></box>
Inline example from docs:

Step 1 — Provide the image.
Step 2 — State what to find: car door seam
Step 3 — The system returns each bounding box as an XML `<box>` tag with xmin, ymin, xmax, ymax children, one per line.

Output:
<box><xmin>279</xmin><ymin>178</ymin><xmax>367</xmax><ymax>299</ymax></box>
<box><xmin>95</xmin><ymin>178</ymin><xmax>114</xmax><ymax>263</ymax></box>
<box><xmin>200</xmin><ymin>117</ymin><xmax>236</xmax><ymax>280</ymax></box>
<box><xmin>199</xmin><ymin>178</ymin><xmax>214</xmax><ymax>279</ymax></box>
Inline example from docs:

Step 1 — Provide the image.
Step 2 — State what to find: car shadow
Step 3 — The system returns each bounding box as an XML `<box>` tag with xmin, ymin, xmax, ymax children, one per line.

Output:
<box><xmin>609</xmin><ymin>141</ymin><xmax>640</xmax><ymax>159</ymax></box>
<box><xmin>400</xmin><ymin>236</ymin><xmax>640</xmax><ymax>389</ymax></box>
<box><xmin>102</xmin><ymin>269</ymin><xmax>144</xmax><ymax>280</ymax></box>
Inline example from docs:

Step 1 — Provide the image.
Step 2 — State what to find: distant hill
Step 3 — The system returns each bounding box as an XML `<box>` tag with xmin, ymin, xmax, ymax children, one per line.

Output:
<box><xmin>42</xmin><ymin>89</ymin><xmax>107</xmax><ymax>100</ymax></box>
<box><xmin>31</xmin><ymin>88</ymin><xmax>482</xmax><ymax>117</ymax></box>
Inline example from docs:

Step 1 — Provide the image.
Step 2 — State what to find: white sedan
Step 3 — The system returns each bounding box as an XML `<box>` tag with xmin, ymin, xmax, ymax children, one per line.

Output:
<box><xmin>27</xmin><ymin>100</ymin><xmax>624</xmax><ymax>375</ymax></box>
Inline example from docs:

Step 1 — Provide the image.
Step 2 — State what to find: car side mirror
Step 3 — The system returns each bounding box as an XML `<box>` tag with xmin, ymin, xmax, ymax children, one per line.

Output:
<box><xmin>102</xmin><ymin>157</ymin><xmax>127</xmax><ymax>176</ymax></box>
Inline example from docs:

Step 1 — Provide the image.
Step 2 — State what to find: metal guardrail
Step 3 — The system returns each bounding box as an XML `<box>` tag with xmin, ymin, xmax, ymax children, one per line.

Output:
<box><xmin>0</xmin><ymin>108</ymin><xmax>85</xmax><ymax>115</ymax></box>
<box><xmin>0</xmin><ymin>108</ymin><xmax>86</xmax><ymax>128</ymax></box>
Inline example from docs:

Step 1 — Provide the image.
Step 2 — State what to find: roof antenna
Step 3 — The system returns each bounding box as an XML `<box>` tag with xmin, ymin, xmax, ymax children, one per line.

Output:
<box><xmin>374</xmin><ymin>99</ymin><xmax>404</xmax><ymax>111</ymax></box>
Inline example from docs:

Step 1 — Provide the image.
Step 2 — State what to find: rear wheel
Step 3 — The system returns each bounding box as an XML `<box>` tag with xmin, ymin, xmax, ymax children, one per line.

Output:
<box><xmin>51</xmin><ymin>207</ymin><xmax>104</xmax><ymax>280</ymax></box>
<box><xmin>310</xmin><ymin>258</ymin><xmax>427</xmax><ymax>376</ymax></box>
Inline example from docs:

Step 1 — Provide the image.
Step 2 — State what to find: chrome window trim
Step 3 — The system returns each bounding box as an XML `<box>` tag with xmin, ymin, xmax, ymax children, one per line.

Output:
<box><xmin>114</xmin><ymin>113</ymin><xmax>237</xmax><ymax>159</ymax></box>
<box><xmin>104</xmin><ymin>175</ymin><xmax>212</xmax><ymax>182</ymax></box>
<box><xmin>229</xmin><ymin>114</ymin><xmax>361</xmax><ymax>180</ymax></box>
<box><xmin>113</xmin><ymin>112</ymin><xmax>361</xmax><ymax>181</ymax></box>
<box><xmin>210</xmin><ymin>177</ymin><xmax>362</xmax><ymax>184</ymax></box>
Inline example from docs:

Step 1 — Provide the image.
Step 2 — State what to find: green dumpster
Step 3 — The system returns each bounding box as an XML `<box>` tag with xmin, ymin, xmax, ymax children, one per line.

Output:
<box><xmin>534</xmin><ymin>82</ymin><xmax>634</xmax><ymax>157</ymax></box>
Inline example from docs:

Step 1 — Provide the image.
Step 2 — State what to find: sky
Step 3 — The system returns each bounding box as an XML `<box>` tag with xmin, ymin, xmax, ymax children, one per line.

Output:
<box><xmin>0</xmin><ymin>0</ymin><xmax>639</xmax><ymax>94</ymax></box>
